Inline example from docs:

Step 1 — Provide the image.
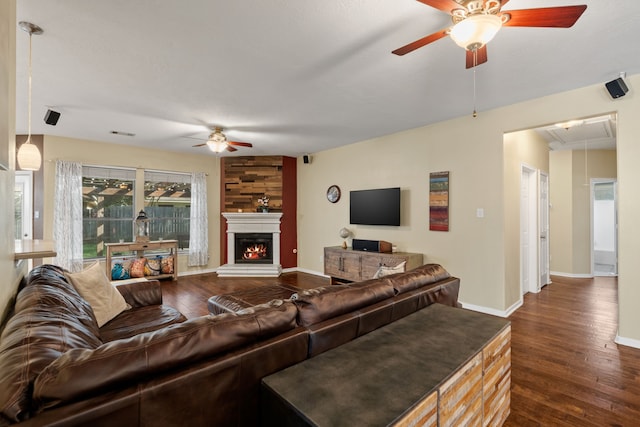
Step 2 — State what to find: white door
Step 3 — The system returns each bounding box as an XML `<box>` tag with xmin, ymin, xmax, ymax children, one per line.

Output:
<box><xmin>592</xmin><ymin>179</ymin><xmax>618</xmax><ymax>276</ymax></box>
<box><xmin>15</xmin><ymin>171</ymin><xmax>33</xmax><ymax>240</ymax></box>
<box><xmin>539</xmin><ymin>172</ymin><xmax>550</xmax><ymax>287</ymax></box>
<box><xmin>520</xmin><ymin>165</ymin><xmax>539</xmax><ymax>294</ymax></box>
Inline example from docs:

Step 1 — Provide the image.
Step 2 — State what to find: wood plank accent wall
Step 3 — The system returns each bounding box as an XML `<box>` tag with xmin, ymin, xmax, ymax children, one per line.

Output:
<box><xmin>223</xmin><ymin>156</ymin><xmax>283</xmax><ymax>212</ymax></box>
<box><xmin>220</xmin><ymin>156</ymin><xmax>298</xmax><ymax>268</ymax></box>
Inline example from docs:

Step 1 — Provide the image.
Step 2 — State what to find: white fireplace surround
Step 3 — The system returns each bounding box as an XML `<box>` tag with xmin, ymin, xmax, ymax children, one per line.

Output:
<box><xmin>216</xmin><ymin>212</ymin><xmax>283</xmax><ymax>277</ymax></box>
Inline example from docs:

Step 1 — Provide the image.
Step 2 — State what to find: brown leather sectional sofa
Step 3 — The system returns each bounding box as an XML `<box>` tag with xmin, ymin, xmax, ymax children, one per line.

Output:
<box><xmin>0</xmin><ymin>263</ymin><xmax>459</xmax><ymax>426</ymax></box>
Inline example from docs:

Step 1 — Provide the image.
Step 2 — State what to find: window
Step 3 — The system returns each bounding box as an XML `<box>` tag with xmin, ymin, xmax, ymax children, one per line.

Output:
<box><xmin>82</xmin><ymin>166</ymin><xmax>135</xmax><ymax>258</ymax></box>
<box><xmin>144</xmin><ymin>170</ymin><xmax>191</xmax><ymax>249</ymax></box>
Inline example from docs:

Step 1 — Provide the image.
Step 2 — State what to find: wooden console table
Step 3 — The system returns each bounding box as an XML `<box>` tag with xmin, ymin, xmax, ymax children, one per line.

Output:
<box><xmin>105</xmin><ymin>240</ymin><xmax>178</xmax><ymax>281</ymax></box>
<box><xmin>262</xmin><ymin>304</ymin><xmax>511</xmax><ymax>426</ymax></box>
<box><xmin>324</xmin><ymin>246</ymin><xmax>423</xmax><ymax>284</ymax></box>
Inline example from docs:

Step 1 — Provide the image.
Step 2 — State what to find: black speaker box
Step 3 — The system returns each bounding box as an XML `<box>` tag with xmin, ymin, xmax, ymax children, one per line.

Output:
<box><xmin>44</xmin><ymin>109</ymin><xmax>61</xmax><ymax>125</ymax></box>
<box><xmin>303</xmin><ymin>155</ymin><xmax>310</xmax><ymax>164</ymax></box>
<box><xmin>352</xmin><ymin>239</ymin><xmax>392</xmax><ymax>253</ymax></box>
<box><xmin>605</xmin><ymin>78</ymin><xmax>628</xmax><ymax>99</ymax></box>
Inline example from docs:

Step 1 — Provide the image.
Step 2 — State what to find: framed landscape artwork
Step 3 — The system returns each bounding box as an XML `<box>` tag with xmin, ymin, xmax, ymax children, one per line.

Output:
<box><xmin>429</xmin><ymin>171</ymin><xmax>449</xmax><ymax>231</ymax></box>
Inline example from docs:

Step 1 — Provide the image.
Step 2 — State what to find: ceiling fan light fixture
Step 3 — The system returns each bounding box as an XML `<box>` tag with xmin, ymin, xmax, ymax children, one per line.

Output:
<box><xmin>206</xmin><ymin>129</ymin><xmax>229</xmax><ymax>152</ymax></box>
<box><xmin>207</xmin><ymin>139</ymin><xmax>228</xmax><ymax>153</ymax></box>
<box><xmin>450</xmin><ymin>14</ymin><xmax>502</xmax><ymax>51</ymax></box>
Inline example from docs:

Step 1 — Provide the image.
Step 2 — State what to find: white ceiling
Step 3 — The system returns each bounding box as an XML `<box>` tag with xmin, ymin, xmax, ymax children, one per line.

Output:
<box><xmin>15</xmin><ymin>0</ymin><xmax>640</xmax><ymax>158</ymax></box>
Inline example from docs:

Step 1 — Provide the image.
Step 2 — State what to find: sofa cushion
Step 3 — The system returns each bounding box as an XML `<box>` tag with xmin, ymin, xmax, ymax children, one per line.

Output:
<box><xmin>33</xmin><ymin>300</ymin><xmax>298</xmax><ymax>407</ymax></box>
<box><xmin>99</xmin><ymin>304</ymin><xmax>187</xmax><ymax>342</ymax></box>
<box><xmin>65</xmin><ymin>261</ymin><xmax>130</xmax><ymax>328</ymax></box>
<box><xmin>0</xmin><ymin>265</ymin><xmax>102</xmax><ymax>423</ymax></box>
<box><xmin>293</xmin><ymin>279</ymin><xmax>395</xmax><ymax>327</ymax></box>
<box><xmin>386</xmin><ymin>263</ymin><xmax>450</xmax><ymax>294</ymax></box>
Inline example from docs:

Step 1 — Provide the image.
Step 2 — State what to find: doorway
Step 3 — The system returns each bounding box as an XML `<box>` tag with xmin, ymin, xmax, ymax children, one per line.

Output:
<box><xmin>592</xmin><ymin>179</ymin><xmax>617</xmax><ymax>276</ymax></box>
<box><xmin>15</xmin><ymin>171</ymin><xmax>33</xmax><ymax>240</ymax></box>
<box><xmin>539</xmin><ymin>171</ymin><xmax>550</xmax><ymax>287</ymax></box>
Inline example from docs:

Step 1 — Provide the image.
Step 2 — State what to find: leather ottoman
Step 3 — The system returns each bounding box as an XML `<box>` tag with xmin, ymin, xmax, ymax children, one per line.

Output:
<box><xmin>207</xmin><ymin>284</ymin><xmax>300</xmax><ymax>315</ymax></box>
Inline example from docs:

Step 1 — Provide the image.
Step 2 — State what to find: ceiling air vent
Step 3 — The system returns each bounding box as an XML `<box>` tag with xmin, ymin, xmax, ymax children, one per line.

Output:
<box><xmin>110</xmin><ymin>131</ymin><xmax>136</xmax><ymax>137</ymax></box>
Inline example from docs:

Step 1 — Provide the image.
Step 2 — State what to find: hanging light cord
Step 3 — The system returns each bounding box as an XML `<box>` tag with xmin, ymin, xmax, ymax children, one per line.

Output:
<box><xmin>25</xmin><ymin>31</ymin><xmax>33</xmax><ymax>144</ymax></box>
<box><xmin>472</xmin><ymin>49</ymin><xmax>478</xmax><ymax>118</ymax></box>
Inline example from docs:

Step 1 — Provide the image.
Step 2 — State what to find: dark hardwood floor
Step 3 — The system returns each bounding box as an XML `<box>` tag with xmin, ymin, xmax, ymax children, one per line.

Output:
<box><xmin>161</xmin><ymin>272</ymin><xmax>640</xmax><ymax>425</ymax></box>
<box><xmin>505</xmin><ymin>275</ymin><xmax>640</xmax><ymax>426</ymax></box>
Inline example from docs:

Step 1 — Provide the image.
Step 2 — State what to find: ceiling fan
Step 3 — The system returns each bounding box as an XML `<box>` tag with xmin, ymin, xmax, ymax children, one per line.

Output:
<box><xmin>191</xmin><ymin>126</ymin><xmax>253</xmax><ymax>153</ymax></box>
<box><xmin>392</xmin><ymin>0</ymin><xmax>587</xmax><ymax>68</ymax></box>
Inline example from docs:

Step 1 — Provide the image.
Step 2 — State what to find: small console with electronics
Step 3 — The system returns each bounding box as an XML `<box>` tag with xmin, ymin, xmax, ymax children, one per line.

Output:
<box><xmin>352</xmin><ymin>239</ymin><xmax>392</xmax><ymax>253</ymax></box>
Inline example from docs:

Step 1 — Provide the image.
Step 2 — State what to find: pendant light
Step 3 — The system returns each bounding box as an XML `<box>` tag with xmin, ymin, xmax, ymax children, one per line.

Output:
<box><xmin>17</xmin><ymin>21</ymin><xmax>43</xmax><ymax>171</ymax></box>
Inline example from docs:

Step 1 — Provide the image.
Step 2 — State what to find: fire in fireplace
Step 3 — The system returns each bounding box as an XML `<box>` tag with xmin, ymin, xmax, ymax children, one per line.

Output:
<box><xmin>235</xmin><ymin>233</ymin><xmax>273</xmax><ymax>264</ymax></box>
<box><xmin>243</xmin><ymin>243</ymin><xmax>268</xmax><ymax>260</ymax></box>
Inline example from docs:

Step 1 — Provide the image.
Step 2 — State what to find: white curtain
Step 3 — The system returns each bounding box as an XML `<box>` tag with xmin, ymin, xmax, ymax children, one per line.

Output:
<box><xmin>188</xmin><ymin>172</ymin><xmax>208</xmax><ymax>266</ymax></box>
<box><xmin>53</xmin><ymin>160</ymin><xmax>84</xmax><ymax>272</ymax></box>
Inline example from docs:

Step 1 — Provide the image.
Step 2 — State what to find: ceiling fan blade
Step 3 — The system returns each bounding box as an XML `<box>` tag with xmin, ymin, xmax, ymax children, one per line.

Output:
<box><xmin>184</xmin><ymin>135</ymin><xmax>207</xmax><ymax>141</ymax></box>
<box><xmin>392</xmin><ymin>28</ymin><xmax>449</xmax><ymax>56</ymax></box>
<box><xmin>500</xmin><ymin>0</ymin><xmax>512</xmax><ymax>8</ymax></box>
<box><xmin>465</xmin><ymin>46</ymin><xmax>488</xmax><ymax>69</ymax></box>
<box><xmin>226</xmin><ymin>145</ymin><xmax>238</xmax><ymax>152</ymax></box>
<box><xmin>416</xmin><ymin>0</ymin><xmax>460</xmax><ymax>13</ymax></box>
<box><xmin>502</xmin><ymin>5</ymin><xmax>587</xmax><ymax>28</ymax></box>
<box><xmin>192</xmin><ymin>143</ymin><xmax>207</xmax><ymax>147</ymax></box>
<box><xmin>227</xmin><ymin>141</ymin><xmax>253</xmax><ymax>147</ymax></box>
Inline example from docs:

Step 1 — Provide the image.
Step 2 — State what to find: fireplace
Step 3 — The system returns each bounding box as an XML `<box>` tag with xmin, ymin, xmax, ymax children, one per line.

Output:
<box><xmin>217</xmin><ymin>212</ymin><xmax>283</xmax><ymax>277</ymax></box>
<box><xmin>235</xmin><ymin>233</ymin><xmax>273</xmax><ymax>264</ymax></box>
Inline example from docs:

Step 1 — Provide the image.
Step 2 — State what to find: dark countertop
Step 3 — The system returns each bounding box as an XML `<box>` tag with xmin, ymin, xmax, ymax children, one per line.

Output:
<box><xmin>262</xmin><ymin>303</ymin><xmax>510</xmax><ymax>427</ymax></box>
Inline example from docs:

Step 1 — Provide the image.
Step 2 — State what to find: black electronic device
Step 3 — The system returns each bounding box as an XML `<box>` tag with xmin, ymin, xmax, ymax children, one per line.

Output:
<box><xmin>44</xmin><ymin>109</ymin><xmax>60</xmax><ymax>125</ymax></box>
<box><xmin>605</xmin><ymin>77</ymin><xmax>628</xmax><ymax>99</ymax></box>
<box><xmin>352</xmin><ymin>239</ymin><xmax>392</xmax><ymax>253</ymax></box>
<box><xmin>349</xmin><ymin>187</ymin><xmax>400</xmax><ymax>226</ymax></box>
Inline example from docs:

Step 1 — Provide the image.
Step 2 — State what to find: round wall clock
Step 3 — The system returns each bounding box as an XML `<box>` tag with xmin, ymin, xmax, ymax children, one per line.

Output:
<box><xmin>326</xmin><ymin>185</ymin><xmax>341</xmax><ymax>203</ymax></box>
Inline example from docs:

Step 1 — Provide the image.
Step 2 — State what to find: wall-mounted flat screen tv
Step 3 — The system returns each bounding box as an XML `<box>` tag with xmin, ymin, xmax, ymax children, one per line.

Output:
<box><xmin>350</xmin><ymin>187</ymin><xmax>401</xmax><ymax>226</ymax></box>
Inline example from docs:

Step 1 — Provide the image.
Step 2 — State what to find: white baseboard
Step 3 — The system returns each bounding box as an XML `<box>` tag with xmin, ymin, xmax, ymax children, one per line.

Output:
<box><xmin>615</xmin><ymin>334</ymin><xmax>640</xmax><ymax>350</ymax></box>
<box><xmin>459</xmin><ymin>299</ymin><xmax>522</xmax><ymax>318</ymax></box>
<box><xmin>181</xmin><ymin>267</ymin><xmax>327</xmax><ymax>278</ymax></box>
<box><xmin>291</xmin><ymin>267</ymin><xmax>327</xmax><ymax>278</ymax></box>
<box><xmin>179</xmin><ymin>267</ymin><xmax>218</xmax><ymax>277</ymax></box>
<box><xmin>550</xmin><ymin>271</ymin><xmax>593</xmax><ymax>279</ymax></box>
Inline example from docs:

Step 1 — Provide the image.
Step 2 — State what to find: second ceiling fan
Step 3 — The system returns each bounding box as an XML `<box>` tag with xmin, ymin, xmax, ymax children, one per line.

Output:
<box><xmin>392</xmin><ymin>0</ymin><xmax>587</xmax><ymax>68</ymax></box>
<box><xmin>192</xmin><ymin>127</ymin><xmax>253</xmax><ymax>153</ymax></box>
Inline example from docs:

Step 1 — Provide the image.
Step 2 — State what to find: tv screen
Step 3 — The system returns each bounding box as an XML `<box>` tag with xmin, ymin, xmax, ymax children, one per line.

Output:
<box><xmin>350</xmin><ymin>187</ymin><xmax>401</xmax><ymax>226</ymax></box>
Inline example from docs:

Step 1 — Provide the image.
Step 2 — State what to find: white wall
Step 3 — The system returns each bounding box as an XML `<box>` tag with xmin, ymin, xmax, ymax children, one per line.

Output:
<box><xmin>0</xmin><ymin>0</ymin><xmax>24</xmax><ymax>326</ymax></box>
<box><xmin>549</xmin><ymin>150</ymin><xmax>574</xmax><ymax>274</ymax></box>
<box><xmin>298</xmin><ymin>113</ymin><xmax>507</xmax><ymax>310</ymax></box>
<box><xmin>297</xmin><ymin>74</ymin><xmax>640</xmax><ymax>344</ymax></box>
<box><xmin>503</xmin><ymin>129</ymin><xmax>550</xmax><ymax>306</ymax></box>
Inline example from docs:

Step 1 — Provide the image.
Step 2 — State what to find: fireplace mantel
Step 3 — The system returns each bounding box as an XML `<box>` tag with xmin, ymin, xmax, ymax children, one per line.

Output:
<box><xmin>217</xmin><ymin>212</ymin><xmax>283</xmax><ymax>277</ymax></box>
<box><xmin>223</xmin><ymin>212</ymin><xmax>283</xmax><ymax>230</ymax></box>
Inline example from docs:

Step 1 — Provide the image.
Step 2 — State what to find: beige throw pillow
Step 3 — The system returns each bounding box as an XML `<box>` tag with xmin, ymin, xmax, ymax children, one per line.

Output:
<box><xmin>373</xmin><ymin>261</ymin><xmax>407</xmax><ymax>279</ymax></box>
<box><xmin>65</xmin><ymin>261</ymin><xmax>129</xmax><ymax>327</ymax></box>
